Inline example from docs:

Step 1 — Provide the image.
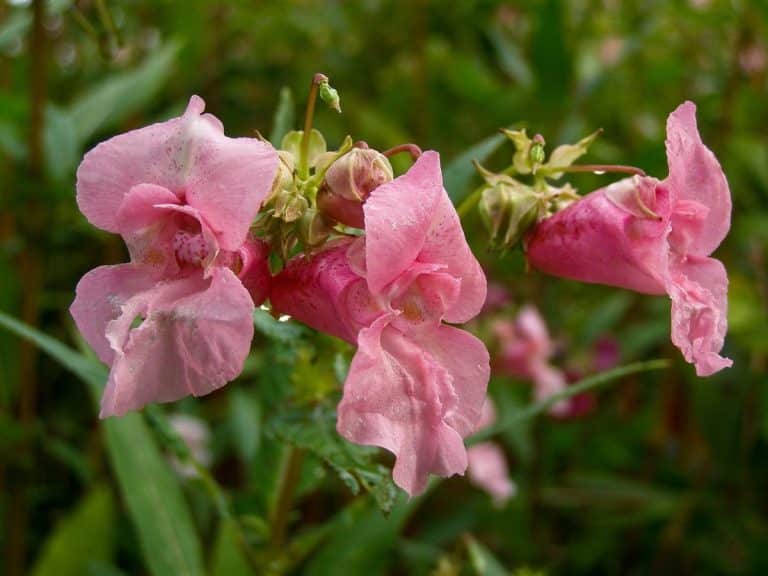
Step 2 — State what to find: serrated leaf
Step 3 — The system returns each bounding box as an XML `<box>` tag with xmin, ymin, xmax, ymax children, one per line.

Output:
<box><xmin>269</xmin><ymin>87</ymin><xmax>294</xmax><ymax>147</ymax></box>
<box><xmin>272</xmin><ymin>406</ymin><xmax>398</xmax><ymax>514</ymax></box>
<box><xmin>0</xmin><ymin>311</ymin><xmax>205</xmax><ymax>576</ymax></box>
<box><xmin>68</xmin><ymin>42</ymin><xmax>179</xmax><ymax>143</ymax></box>
<box><xmin>31</xmin><ymin>485</ymin><xmax>115</xmax><ymax>576</ymax></box>
<box><xmin>444</xmin><ymin>132</ymin><xmax>507</xmax><ymax>203</ymax></box>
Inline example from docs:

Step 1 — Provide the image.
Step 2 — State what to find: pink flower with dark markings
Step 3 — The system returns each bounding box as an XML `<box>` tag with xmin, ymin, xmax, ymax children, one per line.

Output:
<box><xmin>70</xmin><ymin>96</ymin><xmax>278</xmax><ymax>417</ymax></box>
<box><xmin>271</xmin><ymin>151</ymin><xmax>490</xmax><ymax>496</ymax></box>
<box><xmin>527</xmin><ymin>102</ymin><xmax>732</xmax><ymax>376</ymax></box>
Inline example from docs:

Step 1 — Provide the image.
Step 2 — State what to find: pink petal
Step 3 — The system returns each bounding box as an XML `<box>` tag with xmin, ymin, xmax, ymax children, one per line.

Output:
<box><xmin>667</xmin><ymin>254</ymin><xmax>732</xmax><ymax>376</ymax></box>
<box><xmin>363</xmin><ymin>151</ymin><xmax>486</xmax><ymax>322</ymax></box>
<box><xmin>270</xmin><ymin>243</ymin><xmax>377</xmax><ymax>344</ymax></box>
<box><xmin>526</xmin><ymin>176</ymin><xmax>671</xmax><ymax>295</ymax></box>
<box><xmin>77</xmin><ymin>95</ymin><xmax>278</xmax><ymax>250</ymax></box>
<box><xmin>467</xmin><ymin>442</ymin><xmax>516</xmax><ymax>505</ymax></box>
<box><xmin>665</xmin><ymin>101</ymin><xmax>731</xmax><ymax>256</ymax></box>
<box><xmin>99</xmin><ymin>267</ymin><xmax>254</xmax><ymax>417</ymax></box>
<box><xmin>233</xmin><ymin>236</ymin><xmax>272</xmax><ymax>306</ymax></box>
<box><xmin>530</xmin><ymin>363</ymin><xmax>569</xmax><ymax>415</ymax></box>
<box><xmin>337</xmin><ymin>319</ymin><xmax>487</xmax><ymax>495</ymax></box>
<box><xmin>70</xmin><ymin>264</ymin><xmax>158</xmax><ymax>365</ymax></box>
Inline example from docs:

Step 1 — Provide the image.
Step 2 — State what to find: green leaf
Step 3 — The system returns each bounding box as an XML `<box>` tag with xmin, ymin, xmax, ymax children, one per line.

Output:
<box><xmin>471</xmin><ymin>359</ymin><xmax>670</xmax><ymax>443</ymax></box>
<box><xmin>210</xmin><ymin>519</ymin><xmax>255</xmax><ymax>576</ymax></box>
<box><xmin>466</xmin><ymin>536</ymin><xmax>510</xmax><ymax>576</ymax></box>
<box><xmin>229</xmin><ymin>388</ymin><xmax>261</xmax><ymax>464</ymax></box>
<box><xmin>68</xmin><ymin>42</ymin><xmax>180</xmax><ymax>143</ymax></box>
<box><xmin>0</xmin><ymin>11</ymin><xmax>31</xmax><ymax>51</ymax></box>
<box><xmin>444</xmin><ymin>132</ymin><xmax>507</xmax><ymax>203</ymax></box>
<box><xmin>269</xmin><ymin>86</ymin><xmax>295</xmax><ymax>147</ymax></box>
<box><xmin>0</xmin><ymin>310</ymin><xmax>206</xmax><ymax>576</ymax></box>
<box><xmin>272</xmin><ymin>406</ymin><xmax>398</xmax><ymax>514</ymax></box>
<box><xmin>44</xmin><ymin>104</ymin><xmax>80</xmax><ymax>182</ymax></box>
<box><xmin>545</xmin><ymin>129</ymin><xmax>602</xmax><ymax>179</ymax></box>
<box><xmin>31</xmin><ymin>485</ymin><xmax>115</xmax><ymax>576</ymax></box>
<box><xmin>304</xmin><ymin>497</ymin><xmax>412</xmax><ymax>576</ymax></box>
<box><xmin>252</xmin><ymin>308</ymin><xmax>305</xmax><ymax>343</ymax></box>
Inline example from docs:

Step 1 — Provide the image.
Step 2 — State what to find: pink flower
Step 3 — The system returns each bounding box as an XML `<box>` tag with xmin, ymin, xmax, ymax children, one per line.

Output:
<box><xmin>527</xmin><ymin>102</ymin><xmax>732</xmax><ymax>376</ymax></box>
<box><xmin>493</xmin><ymin>306</ymin><xmax>569</xmax><ymax>414</ymax></box>
<box><xmin>467</xmin><ymin>401</ymin><xmax>515</xmax><ymax>506</ymax></box>
<box><xmin>271</xmin><ymin>151</ymin><xmax>490</xmax><ymax>495</ymax></box>
<box><xmin>70</xmin><ymin>96</ymin><xmax>278</xmax><ymax>417</ymax></box>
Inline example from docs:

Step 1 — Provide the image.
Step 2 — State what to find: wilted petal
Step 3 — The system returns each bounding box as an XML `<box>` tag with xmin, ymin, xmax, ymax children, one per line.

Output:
<box><xmin>77</xmin><ymin>95</ymin><xmax>278</xmax><ymax>250</ymax></box>
<box><xmin>665</xmin><ymin>101</ymin><xmax>731</xmax><ymax>256</ymax></box>
<box><xmin>337</xmin><ymin>319</ymin><xmax>480</xmax><ymax>495</ymax></box>
<box><xmin>668</xmin><ymin>255</ymin><xmax>732</xmax><ymax>376</ymax></box>
<box><xmin>270</xmin><ymin>243</ymin><xmax>377</xmax><ymax>344</ymax></box>
<box><xmin>527</xmin><ymin>176</ymin><xmax>671</xmax><ymax>295</ymax></box>
<box><xmin>99</xmin><ymin>267</ymin><xmax>254</xmax><ymax>417</ymax></box>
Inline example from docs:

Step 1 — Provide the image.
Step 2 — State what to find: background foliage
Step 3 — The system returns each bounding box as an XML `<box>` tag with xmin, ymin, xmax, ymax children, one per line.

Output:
<box><xmin>1</xmin><ymin>0</ymin><xmax>767</xmax><ymax>574</ymax></box>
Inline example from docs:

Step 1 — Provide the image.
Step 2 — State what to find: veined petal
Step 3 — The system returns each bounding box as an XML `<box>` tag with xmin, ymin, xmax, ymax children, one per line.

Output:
<box><xmin>77</xmin><ymin>95</ymin><xmax>278</xmax><ymax>250</ymax></box>
<box><xmin>99</xmin><ymin>267</ymin><xmax>254</xmax><ymax>417</ymax></box>
<box><xmin>363</xmin><ymin>151</ymin><xmax>486</xmax><ymax>321</ymax></box>
<box><xmin>526</xmin><ymin>177</ymin><xmax>671</xmax><ymax>295</ymax></box>
<box><xmin>667</xmin><ymin>255</ymin><xmax>732</xmax><ymax>376</ymax></box>
<box><xmin>665</xmin><ymin>101</ymin><xmax>731</xmax><ymax>256</ymax></box>
<box><xmin>270</xmin><ymin>243</ymin><xmax>376</xmax><ymax>344</ymax></box>
<box><xmin>337</xmin><ymin>319</ymin><xmax>487</xmax><ymax>496</ymax></box>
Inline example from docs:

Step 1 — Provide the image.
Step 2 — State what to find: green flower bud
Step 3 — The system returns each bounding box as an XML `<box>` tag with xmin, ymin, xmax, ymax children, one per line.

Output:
<box><xmin>319</xmin><ymin>81</ymin><xmax>341</xmax><ymax>113</ymax></box>
<box><xmin>479</xmin><ymin>181</ymin><xmax>542</xmax><ymax>249</ymax></box>
<box><xmin>298</xmin><ymin>208</ymin><xmax>333</xmax><ymax>248</ymax></box>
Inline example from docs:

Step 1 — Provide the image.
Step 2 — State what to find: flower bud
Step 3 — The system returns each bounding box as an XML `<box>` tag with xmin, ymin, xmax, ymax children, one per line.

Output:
<box><xmin>317</xmin><ymin>148</ymin><xmax>393</xmax><ymax>228</ymax></box>
<box><xmin>273</xmin><ymin>191</ymin><xmax>308</xmax><ymax>223</ymax></box>
<box><xmin>479</xmin><ymin>181</ymin><xmax>542</xmax><ymax>249</ymax></box>
<box><xmin>298</xmin><ymin>208</ymin><xmax>333</xmax><ymax>249</ymax></box>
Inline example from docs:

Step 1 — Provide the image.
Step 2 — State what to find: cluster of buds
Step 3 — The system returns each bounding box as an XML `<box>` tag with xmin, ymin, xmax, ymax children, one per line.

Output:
<box><xmin>477</xmin><ymin>129</ymin><xmax>602</xmax><ymax>250</ymax></box>
<box><xmin>256</xmin><ymin>77</ymin><xmax>396</xmax><ymax>261</ymax></box>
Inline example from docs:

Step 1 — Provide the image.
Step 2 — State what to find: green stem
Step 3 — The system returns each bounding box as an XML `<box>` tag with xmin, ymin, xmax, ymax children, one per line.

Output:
<box><xmin>298</xmin><ymin>73</ymin><xmax>328</xmax><ymax>179</ymax></box>
<box><xmin>457</xmin><ymin>185</ymin><xmax>484</xmax><ymax>219</ymax></box>
<box><xmin>270</xmin><ymin>445</ymin><xmax>305</xmax><ymax>550</ymax></box>
<box><xmin>537</xmin><ymin>163</ymin><xmax>646</xmax><ymax>177</ymax></box>
<box><xmin>470</xmin><ymin>359</ymin><xmax>671</xmax><ymax>444</ymax></box>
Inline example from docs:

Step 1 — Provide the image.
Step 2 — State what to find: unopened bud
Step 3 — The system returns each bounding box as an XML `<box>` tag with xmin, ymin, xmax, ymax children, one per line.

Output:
<box><xmin>274</xmin><ymin>191</ymin><xmax>308</xmax><ymax>223</ymax></box>
<box><xmin>479</xmin><ymin>182</ymin><xmax>542</xmax><ymax>249</ymax></box>
<box><xmin>317</xmin><ymin>148</ymin><xmax>393</xmax><ymax>228</ymax></box>
<box><xmin>298</xmin><ymin>208</ymin><xmax>333</xmax><ymax>248</ymax></box>
<box><xmin>530</xmin><ymin>134</ymin><xmax>546</xmax><ymax>166</ymax></box>
<box><xmin>319</xmin><ymin>81</ymin><xmax>341</xmax><ymax>113</ymax></box>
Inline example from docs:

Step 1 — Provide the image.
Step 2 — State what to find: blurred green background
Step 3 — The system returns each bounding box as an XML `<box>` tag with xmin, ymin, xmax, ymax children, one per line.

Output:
<box><xmin>1</xmin><ymin>0</ymin><xmax>767</xmax><ymax>574</ymax></box>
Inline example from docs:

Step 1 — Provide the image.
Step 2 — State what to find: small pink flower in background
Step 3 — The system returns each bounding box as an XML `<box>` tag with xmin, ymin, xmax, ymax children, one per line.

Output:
<box><xmin>467</xmin><ymin>401</ymin><xmax>515</xmax><ymax>506</ymax></box>
<box><xmin>527</xmin><ymin>102</ymin><xmax>732</xmax><ymax>376</ymax></box>
<box><xmin>70</xmin><ymin>96</ymin><xmax>278</xmax><ymax>417</ymax></box>
<box><xmin>272</xmin><ymin>152</ymin><xmax>490</xmax><ymax>496</ymax></box>
<box><xmin>493</xmin><ymin>305</ymin><xmax>569</xmax><ymax>415</ymax></box>
<box><xmin>168</xmin><ymin>414</ymin><xmax>212</xmax><ymax>478</ymax></box>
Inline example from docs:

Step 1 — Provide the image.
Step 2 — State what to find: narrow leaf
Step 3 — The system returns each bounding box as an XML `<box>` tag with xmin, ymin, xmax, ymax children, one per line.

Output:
<box><xmin>269</xmin><ymin>86</ymin><xmax>294</xmax><ymax>147</ymax></box>
<box><xmin>444</xmin><ymin>132</ymin><xmax>506</xmax><ymax>203</ymax></box>
<box><xmin>68</xmin><ymin>42</ymin><xmax>179</xmax><ymax>143</ymax></box>
<box><xmin>0</xmin><ymin>310</ymin><xmax>206</xmax><ymax>576</ymax></box>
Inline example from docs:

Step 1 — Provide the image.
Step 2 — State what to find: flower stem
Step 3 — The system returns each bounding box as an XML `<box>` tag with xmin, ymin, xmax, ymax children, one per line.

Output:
<box><xmin>469</xmin><ymin>359</ymin><xmax>671</xmax><ymax>443</ymax></box>
<box><xmin>299</xmin><ymin>73</ymin><xmax>328</xmax><ymax>179</ymax></box>
<box><xmin>270</xmin><ymin>445</ymin><xmax>305</xmax><ymax>550</ymax></box>
<box><xmin>382</xmin><ymin>143</ymin><xmax>423</xmax><ymax>160</ymax></box>
<box><xmin>537</xmin><ymin>164</ymin><xmax>646</xmax><ymax>177</ymax></box>
<box><xmin>457</xmin><ymin>186</ymin><xmax>484</xmax><ymax>219</ymax></box>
